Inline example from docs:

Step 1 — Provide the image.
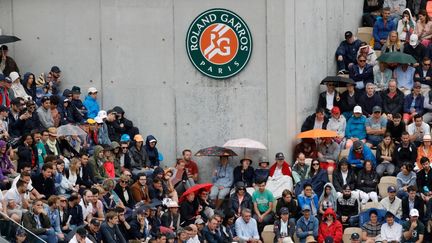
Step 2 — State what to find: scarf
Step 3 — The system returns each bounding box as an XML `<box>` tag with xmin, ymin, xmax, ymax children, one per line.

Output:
<box><xmin>46</xmin><ymin>139</ymin><xmax>58</xmax><ymax>156</ymax></box>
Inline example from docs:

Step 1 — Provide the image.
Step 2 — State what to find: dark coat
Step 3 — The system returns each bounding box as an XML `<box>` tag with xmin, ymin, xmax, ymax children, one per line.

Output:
<box><xmin>393</xmin><ymin>143</ymin><xmax>417</xmax><ymax>167</ymax></box>
<box><xmin>145</xmin><ymin>135</ymin><xmax>159</xmax><ymax>167</ymax></box>
<box><xmin>301</xmin><ymin>114</ymin><xmax>329</xmax><ymax>132</ymax></box>
<box><xmin>21</xmin><ymin>72</ymin><xmax>37</xmax><ymax>101</ymax></box>
<box><xmin>381</xmin><ymin>88</ymin><xmax>405</xmax><ymax>115</ymax></box>
<box><xmin>160</xmin><ymin>212</ymin><xmax>181</xmax><ymax>231</ymax></box>
<box><xmin>58</xmin><ymin>102</ymin><xmax>83</xmax><ymax>125</ymax></box>
<box><xmin>356</xmin><ymin>169</ymin><xmax>379</xmax><ymax>193</ymax></box>
<box><xmin>335</xmin><ymin>39</ymin><xmax>362</xmax><ymax>64</ymax></box>
<box><xmin>417</xmin><ymin>168</ymin><xmax>432</xmax><ymax>194</ymax></box>
<box><xmin>229</xmin><ymin>192</ymin><xmax>253</xmax><ymax>215</ymax></box>
<box><xmin>22</xmin><ymin>211</ymin><xmax>51</xmax><ymax>235</ymax></box>
<box><xmin>80</xmin><ymin>163</ymin><xmax>96</xmax><ymax>188</ymax></box>
<box><xmin>233</xmin><ymin>165</ymin><xmax>255</xmax><ymax>187</ymax></box>
<box><xmin>340</xmin><ymin>90</ymin><xmax>361</xmax><ymax>113</ymax></box>
<box><xmin>17</xmin><ymin>143</ymin><xmax>36</xmax><ymax>171</ymax></box>
<box><xmin>31</xmin><ymin>173</ymin><xmax>55</xmax><ymax>199</ymax></box>
<box><xmin>105</xmin><ymin>120</ymin><xmax>123</xmax><ymax>142</ymax></box>
<box><xmin>403</xmin><ymin>93</ymin><xmax>425</xmax><ymax>115</ymax></box>
<box><xmin>333</xmin><ymin>168</ymin><xmax>357</xmax><ymax>192</ymax></box>
<box><xmin>202</xmin><ymin>225</ymin><xmax>225</xmax><ymax>243</ymax></box>
<box><xmin>349</xmin><ymin>64</ymin><xmax>374</xmax><ymax>87</ymax></box>
<box><xmin>179</xmin><ymin>199</ymin><xmax>199</xmax><ymax>226</ymax></box>
<box><xmin>404</xmin><ymin>43</ymin><xmax>428</xmax><ymax>64</ymax></box>
<box><xmin>128</xmin><ymin>218</ymin><xmax>148</xmax><ymax>240</ymax></box>
<box><xmin>402</xmin><ymin>195</ymin><xmax>425</xmax><ymax>221</ymax></box>
<box><xmin>358</xmin><ymin>92</ymin><xmax>382</xmax><ymax>116</ymax></box>
<box><xmin>67</xmin><ymin>204</ymin><xmax>84</xmax><ymax>226</ymax></box>
<box><xmin>274</xmin><ymin>219</ymin><xmax>295</xmax><ymax>242</ymax></box>
<box><xmin>317</xmin><ymin>91</ymin><xmax>342</xmax><ymax>114</ymax></box>
<box><xmin>113</xmin><ymin>183</ymin><xmax>135</xmax><ymax>208</ymax></box>
<box><xmin>275</xmin><ymin>198</ymin><xmax>300</xmax><ymax>219</ymax></box>
<box><xmin>414</xmin><ymin>66</ymin><xmax>432</xmax><ymax>85</ymax></box>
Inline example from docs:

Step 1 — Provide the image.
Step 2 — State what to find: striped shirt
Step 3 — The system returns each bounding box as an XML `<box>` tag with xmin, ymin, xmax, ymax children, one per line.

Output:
<box><xmin>362</xmin><ymin>221</ymin><xmax>382</xmax><ymax>237</ymax></box>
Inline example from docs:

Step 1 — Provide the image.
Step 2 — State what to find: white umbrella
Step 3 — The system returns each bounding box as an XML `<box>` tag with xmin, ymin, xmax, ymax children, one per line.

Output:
<box><xmin>223</xmin><ymin>138</ymin><xmax>267</xmax><ymax>157</ymax></box>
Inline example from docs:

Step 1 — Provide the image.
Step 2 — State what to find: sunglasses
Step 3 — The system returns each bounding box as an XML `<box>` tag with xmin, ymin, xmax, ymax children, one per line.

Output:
<box><xmin>358</xmin><ymin>60</ymin><xmax>366</xmax><ymax>62</ymax></box>
<box><xmin>424</xmin><ymin>63</ymin><xmax>431</xmax><ymax>66</ymax></box>
<box><xmin>121</xmin><ymin>147</ymin><xmax>128</xmax><ymax>149</ymax></box>
<box><xmin>312</xmin><ymin>163</ymin><xmax>320</xmax><ymax>166</ymax></box>
<box><xmin>120</xmin><ymin>180</ymin><xmax>128</xmax><ymax>183</ymax></box>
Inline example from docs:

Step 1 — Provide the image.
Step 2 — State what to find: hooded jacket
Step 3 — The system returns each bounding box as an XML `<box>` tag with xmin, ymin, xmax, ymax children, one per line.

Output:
<box><xmin>145</xmin><ymin>135</ymin><xmax>159</xmax><ymax>167</ymax></box>
<box><xmin>317</xmin><ymin>208</ymin><xmax>343</xmax><ymax>243</ymax></box>
<box><xmin>129</xmin><ymin>142</ymin><xmax>150</xmax><ymax>169</ymax></box>
<box><xmin>83</xmin><ymin>95</ymin><xmax>100</xmax><ymax>119</ymax></box>
<box><xmin>58</xmin><ymin>99</ymin><xmax>83</xmax><ymax>125</ymax></box>
<box><xmin>397</xmin><ymin>8</ymin><xmax>416</xmax><ymax>41</ymax></box>
<box><xmin>347</xmin><ymin>144</ymin><xmax>377</xmax><ymax>168</ymax></box>
<box><xmin>345</xmin><ymin>114</ymin><xmax>367</xmax><ymax>140</ymax></box>
<box><xmin>21</xmin><ymin>72</ymin><xmax>36</xmax><ymax>100</ymax></box>
<box><xmin>319</xmin><ymin>183</ymin><xmax>338</xmax><ymax>212</ymax></box>
<box><xmin>89</xmin><ymin>145</ymin><xmax>107</xmax><ymax>182</ymax></box>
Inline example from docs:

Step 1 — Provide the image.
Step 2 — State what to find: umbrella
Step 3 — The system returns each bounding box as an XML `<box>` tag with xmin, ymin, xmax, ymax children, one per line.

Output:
<box><xmin>0</xmin><ymin>35</ymin><xmax>21</xmax><ymax>45</ymax></box>
<box><xmin>195</xmin><ymin>146</ymin><xmax>238</xmax><ymax>157</ymax></box>
<box><xmin>297</xmin><ymin>129</ymin><xmax>338</xmax><ymax>139</ymax></box>
<box><xmin>376</xmin><ymin>52</ymin><xmax>417</xmax><ymax>64</ymax></box>
<box><xmin>57</xmin><ymin>124</ymin><xmax>87</xmax><ymax>137</ymax></box>
<box><xmin>179</xmin><ymin>183</ymin><xmax>213</xmax><ymax>203</ymax></box>
<box><xmin>320</xmin><ymin>76</ymin><xmax>355</xmax><ymax>87</ymax></box>
<box><xmin>223</xmin><ymin>138</ymin><xmax>267</xmax><ymax>157</ymax></box>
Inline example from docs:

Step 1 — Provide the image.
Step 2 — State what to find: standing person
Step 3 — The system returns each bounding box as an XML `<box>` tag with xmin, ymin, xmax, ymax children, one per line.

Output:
<box><xmin>100</xmin><ymin>211</ymin><xmax>126</xmax><ymax>243</ymax></box>
<box><xmin>182</xmin><ymin>149</ymin><xmax>198</xmax><ymax>183</ymax></box>
<box><xmin>83</xmin><ymin>87</ymin><xmax>100</xmax><ymax>119</ymax></box>
<box><xmin>22</xmin><ymin>199</ymin><xmax>58</xmax><ymax>243</ymax></box>
<box><xmin>317</xmin><ymin>208</ymin><xmax>343</xmax><ymax>243</ymax></box>
<box><xmin>296</xmin><ymin>205</ymin><xmax>319</xmax><ymax>243</ymax></box>
<box><xmin>210</xmin><ymin>156</ymin><xmax>234</xmax><ymax>210</ymax></box>
<box><xmin>335</xmin><ymin>31</ymin><xmax>362</xmax><ymax>74</ymax></box>
<box><xmin>234</xmin><ymin>208</ymin><xmax>261</xmax><ymax>243</ymax></box>
<box><xmin>252</xmin><ymin>179</ymin><xmax>275</xmax><ymax>233</ymax></box>
<box><xmin>402</xmin><ymin>209</ymin><xmax>425</xmax><ymax>242</ymax></box>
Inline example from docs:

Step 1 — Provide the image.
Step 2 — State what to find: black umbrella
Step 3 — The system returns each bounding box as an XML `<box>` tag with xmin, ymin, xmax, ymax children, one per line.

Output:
<box><xmin>320</xmin><ymin>76</ymin><xmax>355</xmax><ymax>87</ymax></box>
<box><xmin>0</xmin><ymin>35</ymin><xmax>21</xmax><ymax>45</ymax></box>
<box><xmin>195</xmin><ymin>146</ymin><xmax>238</xmax><ymax>157</ymax></box>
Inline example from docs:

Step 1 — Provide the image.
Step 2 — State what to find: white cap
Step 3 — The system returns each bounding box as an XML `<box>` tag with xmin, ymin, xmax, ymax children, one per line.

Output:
<box><xmin>410</xmin><ymin>208</ymin><xmax>419</xmax><ymax>217</ymax></box>
<box><xmin>97</xmin><ymin>110</ymin><xmax>107</xmax><ymax>119</ymax></box>
<box><xmin>410</xmin><ymin>34</ymin><xmax>419</xmax><ymax>46</ymax></box>
<box><xmin>87</xmin><ymin>87</ymin><xmax>98</xmax><ymax>94</ymax></box>
<box><xmin>9</xmin><ymin>72</ymin><xmax>19</xmax><ymax>82</ymax></box>
<box><xmin>94</xmin><ymin>116</ymin><xmax>103</xmax><ymax>124</ymax></box>
<box><xmin>166</xmin><ymin>201</ymin><xmax>179</xmax><ymax>208</ymax></box>
<box><xmin>353</xmin><ymin>105</ymin><xmax>362</xmax><ymax>114</ymax></box>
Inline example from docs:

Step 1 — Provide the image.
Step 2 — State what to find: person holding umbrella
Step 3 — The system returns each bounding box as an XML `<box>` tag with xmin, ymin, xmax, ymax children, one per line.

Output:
<box><xmin>210</xmin><ymin>156</ymin><xmax>234</xmax><ymax>210</ymax></box>
<box><xmin>0</xmin><ymin>45</ymin><xmax>19</xmax><ymax>76</ymax></box>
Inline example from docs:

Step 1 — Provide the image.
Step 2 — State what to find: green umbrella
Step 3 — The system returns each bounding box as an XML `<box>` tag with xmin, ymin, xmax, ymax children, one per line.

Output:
<box><xmin>376</xmin><ymin>52</ymin><xmax>417</xmax><ymax>64</ymax></box>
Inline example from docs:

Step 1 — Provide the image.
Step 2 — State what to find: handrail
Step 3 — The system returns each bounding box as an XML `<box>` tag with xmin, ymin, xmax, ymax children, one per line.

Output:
<box><xmin>0</xmin><ymin>211</ymin><xmax>47</xmax><ymax>243</ymax></box>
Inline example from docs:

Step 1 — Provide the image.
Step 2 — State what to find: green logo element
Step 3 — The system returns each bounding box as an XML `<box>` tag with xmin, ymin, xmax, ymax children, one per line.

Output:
<box><xmin>186</xmin><ymin>8</ymin><xmax>253</xmax><ymax>79</ymax></box>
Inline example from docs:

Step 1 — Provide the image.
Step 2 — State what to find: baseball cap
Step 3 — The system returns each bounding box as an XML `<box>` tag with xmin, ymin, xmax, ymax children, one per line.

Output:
<box><xmin>195</xmin><ymin>218</ymin><xmax>205</xmax><ymax>224</ymax></box>
<box><xmin>134</xmin><ymin>134</ymin><xmax>144</xmax><ymax>142</ymax></box>
<box><xmin>353</xmin><ymin>140</ymin><xmax>363</xmax><ymax>150</ymax></box>
<box><xmin>353</xmin><ymin>105</ymin><xmax>362</xmax><ymax>114</ymax></box>
<box><xmin>275</xmin><ymin>152</ymin><xmax>285</xmax><ymax>160</ymax></box>
<box><xmin>71</xmin><ymin>86</ymin><xmax>81</xmax><ymax>94</ymax></box>
<box><xmin>90</xmin><ymin>218</ymin><xmax>100</xmax><ymax>226</ymax></box>
<box><xmin>97</xmin><ymin>110</ymin><xmax>107</xmax><ymax>119</ymax></box>
<box><xmin>410</xmin><ymin>34</ymin><xmax>419</xmax><ymax>46</ymax></box>
<box><xmin>94</xmin><ymin>116</ymin><xmax>103</xmax><ymax>124</ymax></box>
<box><xmin>87</xmin><ymin>87</ymin><xmax>98</xmax><ymax>94</ymax></box>
<box><xmin>387</xmin><ymin>186</ymin><xmax>396</xmax><ymax>193</ymax></box>
<box><xmin>280</xmin><ymin>207</ymin><xmax>289</xmax><ymax>215</ymax></box>
<box><xmin>345</xmin><ymin>31</ymin><xmax>353</xmax><ymax>40</ymax></box>
<box><xmin>350</xmin><ymin>233</ymin><xmax>360</xmax><ymax>240</ymax></box>
<box><xmin>372</xmin><ymin>106</ymin><xmax>382</xmax><ymax>113</ymax></box>
<box><xmin>51</xmin><ymin>66</ymin><xmax>61</xmax><ymax>73</ymax></box>
<box><xmin>120</xmin><ymin>134</ymin><xmax>131</xmax><ymax>142</ymax></box>
<box><xmin>331</xmin><ymin>106</ymin><xmax>340</xmax><ymax>115</ymax></box>
<box><xmin>410</xmin><ymin>208</ymin><xmax>419</xmax><ymax>217</ymax></box>
<box><xmin>302</xmin><ymin>205</ymin><xmax>311</xmax><ymax>211</ymax></box>
<box><xmin>86</xmin><ymin>118</ymin><xmax>96</xmax><ymax>125</ymax></box>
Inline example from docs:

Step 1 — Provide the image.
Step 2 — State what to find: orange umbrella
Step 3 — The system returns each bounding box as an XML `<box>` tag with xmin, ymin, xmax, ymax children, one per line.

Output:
<box><xmin>297</xmin><ymin>129</ymin><xmax>338</xmax><ymax>139</ymax></box>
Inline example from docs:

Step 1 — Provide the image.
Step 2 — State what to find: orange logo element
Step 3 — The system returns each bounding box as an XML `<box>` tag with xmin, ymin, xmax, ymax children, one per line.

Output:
<box><xmin>200</xmin><ymin>23</ymin><xmax>238</xmax><ymax>65</ymax></box>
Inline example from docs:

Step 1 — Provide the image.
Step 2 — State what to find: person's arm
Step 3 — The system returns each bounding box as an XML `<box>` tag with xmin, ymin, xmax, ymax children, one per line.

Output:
<box><xmin>313</xmin><ymin>217</ymin><xmax>319</xmax><ymax>238</ymax></box>
<box><xmin>253</xmin><ymin>202</ymin><xmax>261</xmax><ymax>218</ymax></box>
<box><xmin>262</xmin><ymin>201</ymin><xmax>273</xmax><ymax>218</ymax></box>
<box><xmin>235</xmin><ymin>220</ymin><xmax>249</xmax><ymax>242</ymax></box>
<box><xmin>295</xmin><ymin>221</ymin><xmax>309</xmax><ymax>239</ymax></box>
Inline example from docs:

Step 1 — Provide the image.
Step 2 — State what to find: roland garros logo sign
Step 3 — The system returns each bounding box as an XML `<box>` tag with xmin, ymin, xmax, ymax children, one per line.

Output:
<box><xmin>186</xmin><ymin>8</ymin><xmax>253</xmax><ymax>79</ymax></box>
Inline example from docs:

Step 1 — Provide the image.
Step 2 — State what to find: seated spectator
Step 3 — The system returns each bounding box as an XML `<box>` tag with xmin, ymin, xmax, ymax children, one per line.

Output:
<box><xmin>161</xmin><ymin>200</ymin><xmax>181</xmax><ymax>232</ymax></box>
<box><xmin>170</xmin><ymin>159</ymin><xmax>192</xmax><ymax>196</ymax></box>
<box><xmin>336</xmin><ymin>184</ymin><xmax>359</xmax><ymax>227</ymax></box>
<box><xmin>0</xmin><ymin>45</ymin><xmax>19</xmax><ymax>76</ymax></box>
<box><xmin>252</xmin><ymin>179</ymin><xmax>275</xmax><ymax>232</ymax></box>
<box><xmin>186</xmin><ymin>224</ymin><xmax>203</xmax><ymax>243</ymax></box>
<box><xmin>112</xmin><ymin>106</ymin><xmax>139</xmax><ymax>138</ymax></box>
<box><xmin>362</xmin><ymin>0</ymin><xmax>383</xmax><ymax>27</ymax></box>
<box><xmin>83</xmin><ymin>87</ymin><xmax>100</xmax><ymax>119</ymax></box>
<box><xmin>366</xmin><ymin>106</ymin><xmax>387</xmax><ymax>146</ymax></box>
<box><xmin>233</xmin><ymin>157</ymin><xmax>254</xmax><ymax>187</ymax></box>
<box><xmin>402</xmin><ymin>186</ymin><xmax>425</xmax><ymax>221</ymax></box>
<box><xmin>45</xmin><ymin>195</ymin><xmax>65</xmax><ymax>241</ymax></box>
<box><xmin>358</xmin><ymin>42</ymin><xmax>378</xmax><ymax>67</ymax></box>
<box><xmin>339</xmin><ymin>83</ymin><xmax>360</xmax><ymax>119</ymax></box>
<box><xmin>394</xmin><ymin>131</ymin><xmax>418</xmax><ymax>168</ymax></box>
<box><xmin>359</xmin><ymin>83</ymin><xmax>383</xmax><ymax>117</ymax></box>
<box><xmin>37</xmin><ymin>96</ymin><xmax>54</xmax><ymax>129</ymax></box>
<box><xmin>376</xmin><ymin>133</ymin><xmax>396</xmax><ymax>176</ymax></box>
<box><xmin>380</xmin><ymin>212</ymin><xmax>403</xmax><ymax>242</ymax></box>
<box><xmin>380</xmin><ymin>185</ymin><xmax>403</xmax><ymax>218</ymax></box>
<box><xmin>269</xmin><ymin>152</ymin><xmax>292</xmax><ymax>177</ymax></box>
<box><xmin>373</xmin><ymin>7</ymin><xmax>396</xmax><ymax>50</ymax></box>
<box><xmin>114</xmin><ymin>175</ymin><xmax>135</xmax><ymax>209</ymax></box>
<box><xmin>397</xmin><ymin>162</ymin><xmax>417</xmax><ymax>198</ymax></box>
<box><xmin>273</xmin><ymin>207</ymin><xmax>295</xmax><ymax>242</ymax></box>
<box><xmin>382</xmin><ymin>30</ymin><xmax>404</xmax><ymax>53</ymax></box>
<box><xmin>129</xmin><ymin>134</ymin><xmax>150</xmax><ymax>176</ymax></box>
<box><xmin>70</xmin><ymin>86</ymin><xmax>88</xmax><ymax>118</ymax></box>
<box><xmin>148</xmin><ymin>177</ymin><xmax>166</xmax><ymax>202</ymax></box>
<box><xmin>22</xmin><ymin>199</ymin><xmax>58</xmax><ymax>243</ymax></box>
<box><xmin>58</xmin><ymin>96</ymin><xmax>82</xmax><ymax>125</ymax></box>
<box><xmin>32</xmin><ymin>162</ymin><xmax>55</xmax><ymax>199</ymax></box>
<box><xmin>317</xmin><ymin>208</ymin><xmax>343</xmax><ymax>243</ymax></box>
<box><xmin>301</xmin><ymin>108</ymin><xmax>328</xmax><ymax>132</ymax></box>
<box><xmin>89</xmin><ymin>145</ymin><xmax>107</xmax><ymax>182</ymax></box>
<box><xmin>417</xmin><ymin>157</ymin><xmax>432</xmax><ymax>204</ymax></box>
<box><xmin>326</xmin><ymin>106</ymin><xmax>346</xmax><ymax>144</ymax></box>
<box><xmin>180</xmin><ymin>191</ymin><xmax>199</xmax><ymax>227</ymax></box>
<box><xmin>229</xmin><ymin>181</ymin><xmax>253</xmax><ymax>218</ymax></box>
<box><xmin>69</xmin><ymin>227</ymin><xmax>92</xmax><ymax>243</ymax></box>
<box><xmin>82</xmin><ymin>218</ymin><xmax>102</xmax><ymax>243</ymax></box>
<box><xmin>105</xmin><ymin>109</ymin><xmax>122</xmax><ymax>142</ymax></box>
<box><xmin>318</xmin><ymin>183</ymin><xmax>337</xmax><ymax>217</ymax></box>
<box><xmin>292</xmin><ymin>153</ymin><xmax>310</xmax><ymax>184</ymax></box>
<box><xmin>202</xmin><ymin>216</ymin><xmax>224</xmax><ymax>243</ymax></box>
<box><xmin>182</xmin><ymin>149</ymin><xmax>199</xmax><ymax>183</ymax></box>
<box><xmin>404</xmin><ymin>34</ymin><xmax>428</xmax><ymax>66</ymax></box>
<box><xmin>416</xmin><ymin>135</ymin><xmax>432</xmax><ymax>170</ymax></box>
<box><xmin>210</xmin><ymin>156</ymin><xmax>233</xmax><ymax>209</ymax></box>
<box><xmin>295</xmin><ymin>205</ymin><xmax>319</xmax><ymax>243</ymax></box>
<box><xmin>130</xmin><ymin>173</ymin><xmax>150</xmax><ymax>205</ymax></box>
<box><xmin>407</xmin><ymin>114</ymin><xmax>430</xmax><ymax>147</ymax></box>
<box><xmin>317</xmin><ymin>82</ymin><xmax>341</xmax><ymax>116</ymax></box>
<box><xmin>333</xmin><ymin>158</ymin><xmax>357</xmax><ymax>197</ymax></box>
<box><xmin>414</xmin><ymin>57</ymin><xmax>432</xmax><ymax>94</ymax></box>
<box><xmin>397</xmin><ymin>8</ymin><xmax>416</xmax><ymax>43</ymax></box>
<box><xmin>9</xmin><ymin>71</ymin><xmax>31</xmax><ymax>100</ymax></box>
<box><xmin>395</xmin><ymin>64</ymin><xmax>416</xmax><ymax>96</ymax></box>
<box><xmin>276</xmin><ymin>189</ymin><xmax>299</xmax><ymax>229</ymax></box>
<box><xmin>144</xmin><ymin>135</ymin><xmax>160</xmax><ymax>168</ymax></box>
<box><xmin>17</xmin><ymin>133</ymin><xmax>36</xmax><ymax>172</ymax></box>
<box><xmin>235</xmin><ymin>208</ymin><xmax>261</xmax><ymax>243</ymax></box>
<box><xmin>386</xmin><ymin>113</ymin><xmax>406</xmax><ymax>144</ymax></box>
<box><xmin>374</xmin><ymin>62</ymin><xmax>392</xmax><ymax>91</ymax></box>
<box><xmin>345</xmin><ymin>106</ymin><xmax>367</xmax><ymax>149</ymax></box>
<box><xmin>361</xmin><ymin>209</ymin><xmax>382</xmax><ymax>243</ymax></box>
<box><xmin>4</xmin><ymin>178</ymin><xmax>29</xmax><ymax>221</ymax></box>
<box><xmin>294</xmin><ymin>139</ymin><xmax>319</xmax><ymax>161</ymax></box>
<box><xmin>317</xmin><ymin>138</ymin><xmax>339</xmax><ymax>165</ymax></box>
<box><xmin>382</xmin><ymin>80</ymin><xmax>405</xmax><ymax>120</ymax></box>
<box><xmin>404</xmin><ymin>83</ymin><xmax>425</xmax><ymax>124</ymax></box>
<box><xmin>349</xmin><ymin>55</ymin><xmax>374</xmax><ymax>90</ymax></box>
<box><xmin>402</xmin><ymin>209</ymin><xmax>425</xmax><ymax>242</ymax></box>
<box><xmin>118</xmin><ymin>141</ymin><xmax>132</xmax><ymax>172</ymax></box>
<box><xmin>100</xmin><ymin>211</ymin><xmax>127</xmax><ymax>243</ymax></box>
<box><xmin>298</xmin><ymin>183</ymin><xmax>319</xmax><ymax>217</ymax></box>
<box><xmin>415</xmin><ymin>10</ymin><xmax>432</xmax><ymax>46</ymax></box>
<box><xmin>128</xmin><ymin>207</ymin><xmax>150</xmax><ymax>241</ymax></box>
<box><xmin>254</xmin><ymin>156</ymin><xmax>270</xmax><ymax>182</ymax></box>
<box><xmin>348</xmin><ymin>140</ymin><xmax>376</xmax><ymax>169</ymax></box>
<box><xmin>335</xmin><ymin>31</ymin><xmax>362</xmax><ymax>74</ymax></box>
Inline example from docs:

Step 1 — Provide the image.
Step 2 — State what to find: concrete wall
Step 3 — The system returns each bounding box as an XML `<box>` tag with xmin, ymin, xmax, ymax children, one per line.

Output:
<box><xmin>0</xmin><ymin>0</ymin><xmax>362</xmax><ymax>181</ymax></box>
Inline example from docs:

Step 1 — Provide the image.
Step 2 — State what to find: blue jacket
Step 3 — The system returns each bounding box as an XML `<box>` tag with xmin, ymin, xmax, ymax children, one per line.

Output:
<box><xmin>83</xmin><ymin>95</ymin><xmax>100</xmax><ymax>119</ymax></box>
<box><xmin>345</xmin><ymin>115</ymin><xmax>367</xmax><ymax>140</ymax></box>
<box><xmin>298</xmin><ymin>194</ymin><xmax>319</xmax><ymax>216</ymax></box>
<box><xmin>296</xmin><ymin>215</ymin><xmax>319</xmax><ymax>243</ymax></box>
<box><xmin>335</xmin><ymin>39</ymin><xmax>362</xmax><ymax>64</ymax></box>
<box><xmin>403</xmin><ymin>93</ymin><xmax>425</xmax><ymax>115</ymax></box>
<box><xmin>347</xmin><ymin>144</ymin><xmax>377</xmax><ymax>168</ymax></box>
<box><xmin>373</xmin><ymin>17</ymin><xmax>396</xmax><ymax>42</ymax></box>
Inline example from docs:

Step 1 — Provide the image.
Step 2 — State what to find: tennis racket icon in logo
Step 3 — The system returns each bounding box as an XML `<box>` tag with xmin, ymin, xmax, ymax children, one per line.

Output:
<box><xmin>200</xmin><ymin>23</ymin><xmax>239</xmax><ymax>65</ymax></box>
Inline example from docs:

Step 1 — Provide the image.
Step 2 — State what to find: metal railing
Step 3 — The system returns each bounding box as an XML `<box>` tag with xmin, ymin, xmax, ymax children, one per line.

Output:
<box><xmin>0</xmin><ymin>211</ymin><xmax>47</xmax><ymax>243</ymax></box>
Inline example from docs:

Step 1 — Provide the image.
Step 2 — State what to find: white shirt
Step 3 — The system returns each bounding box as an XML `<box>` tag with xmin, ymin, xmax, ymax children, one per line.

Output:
<box><xmin>326</xmin><ymin>91</ymin><xmax>335</xmax><ymax>111</ymax></box>
<box><xmin>381</xmin><ymin>222</ymin><xmax>403</xmax><ymax>242</ymax></box>
<box><xmin>68</xmin><ymin>235</ymin><xmax>92</xmax><ymax>243</ymax></box>
<box><xmin>4</xmin><ymin>187</ymin><xmax>22</xmax><ymax>208</ymax></box>
<box><xmin>187</xmin><ymin>235</ymin><xmax>201</xmax><ymax>243</ymax></box>
<box><xmin>79</xmin><ymin>199</ymin><xmax>93</xmax><ymax>221</ymax></box>
<box><xmin>11</xmin><ymin>175</ymin><xmax>31</xmax><ymax>199</ymax></box>
<box><xmin>407</xmin><ymin>122</ymin><xmax>431</xmax><ymax>141</ymax></box>
<box><xmin>274</xmin><ymin>167</ymin><xmax>283</xmax><ymax>178</ymax></box>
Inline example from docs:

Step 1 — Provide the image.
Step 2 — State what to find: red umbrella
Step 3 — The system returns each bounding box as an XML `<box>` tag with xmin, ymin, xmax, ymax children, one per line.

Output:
<box><xmin>179</xmin><ymin>183</ymin><xmax>213</xmax><ymax>203</ymax></box>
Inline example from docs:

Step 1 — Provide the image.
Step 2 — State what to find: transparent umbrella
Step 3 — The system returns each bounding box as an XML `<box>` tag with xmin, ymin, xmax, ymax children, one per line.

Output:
<box><xmin>57</xmin><ymin>124</ymin><xmax>87</xmax><ymax>137</ymax></box>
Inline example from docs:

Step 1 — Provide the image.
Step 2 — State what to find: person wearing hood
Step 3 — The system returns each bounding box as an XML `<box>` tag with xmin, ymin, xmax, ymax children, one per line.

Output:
<box><xmin>318</xmin><ymin>183</ymin><xmax>337</xmax><ymax>216</ymax></box>
<box><xmin>58</xmin><ymin>97</ymin><xmax>82</xmax><ymax>125</ymax></box>
<box><xmin>89</xmin><ymin>145</ymin><xmax>108</xmax><ymax>183</ymax></box>
<box><xmin>129</xmin><ymin>134</ymin><xmax>150</xmax><ymax>176</ymax></box>
<box><xmin>9</xmin><ymin>72</ymin><xmax>31</xmax><ymax>101</ymax></box>
<box><xmin>83</xmin><ymin>87</ymin><xmax>100</xmax><ymax>119</ymax></box>
<box><xmin>105</xmin><ymin>109</ymin><xmax>123</xmax><ymax>142</ymax></box>
<box><xmin>94</xmin><ymin>112</ymin><xmax>111</xmax><ymax>146</ymax></box>
<box><xmin>21</xmin><ymin>72</ymin><xmax>36</xmax><ymax>101</ymax></box>
<box><xmin>397</xmin><ymin>8</ymin><xmax>416</xmax><ymax>43</ymax></box>
<box><xmin>317</xmin><ymin>208</ymin><xmax>343</xmax><ymax>243</ymax></box>
<box><xmin>347</xmin><ymin>140</ymin><xmax>376</xmax><ymax>169</ymax></box>
<box><xmin>112</xmin><ymin>106</ymin><xmax>138</xmax><ymax>137</ymax></box>
<box><xmin>145</xmin><ymin>135</ymin><xmax>160</xmax><ymax>168</ymax></box>
<box><xmin>357</xmin><ymin>42</ymin><xmax>377</xmax><ymax>67</ymax></box>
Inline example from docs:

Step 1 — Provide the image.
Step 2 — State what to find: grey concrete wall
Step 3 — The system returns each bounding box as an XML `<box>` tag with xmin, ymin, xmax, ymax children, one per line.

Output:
<box><xmin>0</xmin><ymin>0</ymin><xmax>362</xmax><ymax>182</ymax></box>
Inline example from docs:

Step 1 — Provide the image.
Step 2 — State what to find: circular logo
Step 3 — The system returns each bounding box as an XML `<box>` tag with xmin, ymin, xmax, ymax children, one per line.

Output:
<box><xmin>186</xmin><ymin>8</ymin><xmax>253</xmax><ymax>79</ymax></box>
